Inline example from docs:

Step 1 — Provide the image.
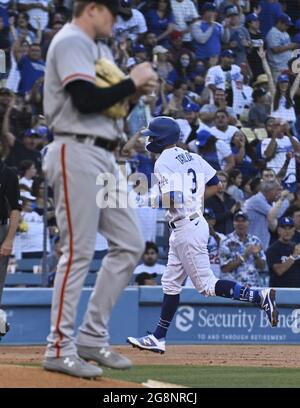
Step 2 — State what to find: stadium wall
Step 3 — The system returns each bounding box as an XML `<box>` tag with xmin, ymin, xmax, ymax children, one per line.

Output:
<box><xmin>1</xmin><ymin>287</ymin><xmax>300</xmax><ymax>345</ymax></box>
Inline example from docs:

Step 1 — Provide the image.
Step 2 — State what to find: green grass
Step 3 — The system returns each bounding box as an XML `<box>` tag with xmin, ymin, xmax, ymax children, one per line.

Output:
<box><xmin>103</xmin><ymin>365</ymin><xmax>300</xmax><ymax>388</ymax></box>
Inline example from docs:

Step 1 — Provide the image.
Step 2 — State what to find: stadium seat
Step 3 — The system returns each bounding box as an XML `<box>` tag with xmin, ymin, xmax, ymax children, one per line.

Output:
<box><xmin>17</xmin><ymin>259</ymin><xmax>42</xmax><ymax>273</ymax></box>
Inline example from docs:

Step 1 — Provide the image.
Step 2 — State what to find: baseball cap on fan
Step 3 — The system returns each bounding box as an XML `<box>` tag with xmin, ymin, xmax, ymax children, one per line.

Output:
<box><xmin>117</xmin><ymin>0</ymin><xmax>133</xmax><ymax>18</ymax></box>
<box><xmin>183</xmin><ymin>98</ymin><xmax>200</xmax><ymax>113</ymax></box>
<box><xmin>277</xmin><ymin>74</ymin><xmax>289</xmax><ymax>83</ymax></box>
<box><xmin>203</xmin><ymin>208</ymin><xmax>216</xmax><ymax>219</ymax></box>
<box><xmin>22</xmin><ymin>128</ymin><xmax>40</xmax><ymax>139</ymax></box>
<box><xmin>277</xmin><ymin>13</ymin><xmax>293</xmax><ymax>26</ymax></box>
<box><xmin>153</xmin><ymin>45</ymin><xmax>169</xmax><ymax>55</ymax></box>
<box><xmin>233</xmin><ymin>211</ymin><xmax>249</xmax><ymax>221</ymax></box>
<box><xmin>245</xmin><ymin>13</ymin><xmax>259</xmax><ymax>24</ymax></box>
<box><xmin>278</xmin><ymin>216</ymin><xmax>294</xmax><ymax>228</ymax></box>
<box><xmin>221</xmin><ymin>49</ymin><xmax>236</xmax><ymax>59</ymax></box>
<box><xmin>226</xmin><ymin>5</ymin><xmax>239</xmax><ymax>16</ymax></box>
<box><xmin>132</xmin><ymin>43</ymin><xmax>146</xmax><ymax>54</ymax></box>
<box><xmin>195</xmin><ymin>129</ymin><xmax>213</xmax><ymax>147</ymax></box>
<box><xmin>201</xmin><ymin>2</ymin><xmax>217</xmax><ymax>14</ymax></box>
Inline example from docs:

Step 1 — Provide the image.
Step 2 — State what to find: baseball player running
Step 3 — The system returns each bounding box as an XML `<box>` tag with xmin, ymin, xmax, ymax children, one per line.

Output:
<box><xmin>42</xmin><ymin>0</ymin><xmax>158</xmax><ymax>377</ymax></box>
<box><xmin>127</xmin><ymin>116</ymin><xmax>279</xmax><ymax>354</ymax></box>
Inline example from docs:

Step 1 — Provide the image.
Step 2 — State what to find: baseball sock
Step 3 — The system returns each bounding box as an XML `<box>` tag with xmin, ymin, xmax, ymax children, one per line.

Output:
<box><xmin>153</xmin><ymin>294</ymin><xmax>180</xmax><ymax>339</ymax></box>
<box><xmin>215</xmin><ymin>280</ymin><xmax>261</xmax><ymax>305</ymax></box>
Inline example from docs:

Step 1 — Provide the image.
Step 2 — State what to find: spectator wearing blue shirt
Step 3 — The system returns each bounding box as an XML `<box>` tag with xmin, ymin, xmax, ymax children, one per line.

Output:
<box><xmin>193</xmin><ymin>129</ymin><xmax>235</xmax><ymax>173</ymax></box>
<box><xmin>244</xmin><ymin>180</ymin><xmax>290</xmax><ymax>250</ymax></box>
<box><xmin>145</xmin><ymin>0</ymin><xmax>176</xmax><ymax>47</ymax></box>
<box><xmin>217</xmin><ymin>0</ymin><xmax>240</xmax><ymax>20</ymax></box>
<box><xmin>266</xmin><ymin>216</ymin><xmax>300</xmax><ymax>288</ymax></box>
<box><xmin>265</xmin><ymin>13</ymin><xmax>298</xmax><ymax>82</ymax></box>
<box><xmin>176</xmin><ymin>100</ymin><xmax>201</xmax><ymax>145</ymax></box>
<box><xmin>190</xmin><ymin>61</ymin><xmax>207</xmax><ymax>95</ymax></box>
<box><xmin>225</xmin><ymin>5</ymin><xmax>252</xmax><ymax>65</ymax></box>
<box><xmin>192</xmin><ymin>2</ymin><xmax>230</xmax><ymax>65</ymax></box>
<box><xmin>259</xmin><ymin>0</ymin><xmax>282</xmax><ymax>38</ymax></box>
<box><xmin>248</xmin><ymin>87</ymin><xmax>270</xmax><ymax>128</ymax></box>
<box><xmin>16</xmin><ymin>43</ymin><xmax>45</xmax><ymax>96</ymax></box>
<box><xmin>133</xmin><ymin>152</ymin><xmax>155</xmax><ymax>188</ymax></box>
<box><xmin>131</xmin><ymin>139</ymin><xmax>155</xmax><ymax>187</ymax></box>
<box><xmin>11</xmin><ymin>12</ymin><xmax>36</xmax><ymax>45</ymax></box>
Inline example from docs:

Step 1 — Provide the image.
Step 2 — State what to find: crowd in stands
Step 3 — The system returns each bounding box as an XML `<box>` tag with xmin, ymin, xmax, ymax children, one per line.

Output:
<box><xmin>1</xmin><ymin>0</ymin><xmax>300</xmax><ymax>288</ymax></box>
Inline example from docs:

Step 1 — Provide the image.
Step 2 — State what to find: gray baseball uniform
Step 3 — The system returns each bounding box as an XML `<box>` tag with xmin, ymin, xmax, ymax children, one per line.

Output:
<box><xmin>43</xmin><ymin>23</ymin><xmax>144</xmax><ymax>358</ymax></box>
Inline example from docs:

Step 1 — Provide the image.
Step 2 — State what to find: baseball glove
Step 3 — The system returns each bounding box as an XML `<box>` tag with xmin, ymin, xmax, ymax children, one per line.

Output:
<box><xmin>95</xmin><ymin>58</ymin><xmax>129</xmax><ymax>119</ymax></box>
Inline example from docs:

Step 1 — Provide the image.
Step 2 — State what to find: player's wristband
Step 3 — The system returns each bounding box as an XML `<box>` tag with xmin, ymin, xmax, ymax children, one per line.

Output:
<box><xmin>289</xmin><ymin>255</ymin><xmax>297</xmax><ymax>261</ymax></box>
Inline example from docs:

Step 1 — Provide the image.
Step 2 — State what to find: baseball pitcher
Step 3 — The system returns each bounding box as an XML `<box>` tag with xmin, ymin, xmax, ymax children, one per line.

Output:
<box><xmin>42</xmin><ymin>0</ymin><xmax>158</xmax><ymax>377</ymax></box>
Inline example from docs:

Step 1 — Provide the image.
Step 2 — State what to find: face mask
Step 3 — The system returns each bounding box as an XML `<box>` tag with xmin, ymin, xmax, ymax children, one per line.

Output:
<box><xmin>180</xmin><ymin>58</ymin><xmax>190</xmax><ymax>67</ymax></box>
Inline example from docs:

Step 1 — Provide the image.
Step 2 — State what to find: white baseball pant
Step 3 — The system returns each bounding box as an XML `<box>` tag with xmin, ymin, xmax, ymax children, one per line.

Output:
<box><xmin>162</xmin><ymin>214</ymin><xmax>218</xmax><ymax>296</ymax></box>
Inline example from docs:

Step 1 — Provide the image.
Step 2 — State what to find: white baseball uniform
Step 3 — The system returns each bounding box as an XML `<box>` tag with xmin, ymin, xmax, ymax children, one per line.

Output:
<box><xmin>154</xmin><ymin>147</ymin><xmax>218</xmax><ymax>297</ymax></box>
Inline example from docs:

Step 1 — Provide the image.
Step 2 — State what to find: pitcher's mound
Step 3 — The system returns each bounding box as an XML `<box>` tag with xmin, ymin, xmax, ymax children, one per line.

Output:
<box><xmin>0</xmin><ymin>365</ymin><xmax>142</xmax><ymax>388</ymax></box>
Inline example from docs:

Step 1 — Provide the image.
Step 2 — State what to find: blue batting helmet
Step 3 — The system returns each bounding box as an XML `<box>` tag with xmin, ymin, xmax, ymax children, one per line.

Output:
<box><xmin>141</xmin><ymin>116</ymin><xmax>181</xmax><ymax>153</ymax></box>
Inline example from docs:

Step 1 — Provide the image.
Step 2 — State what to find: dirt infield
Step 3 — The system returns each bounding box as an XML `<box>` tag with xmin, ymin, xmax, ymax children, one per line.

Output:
<box><xmin>0</xmin><ymin>344</ymin><xmax>300</xmax><ymax>387</ymax></box>
<box><xmin>0</xmin><ymin>365</ymin><xmax>142</xmax><ymax>388</ymax></box>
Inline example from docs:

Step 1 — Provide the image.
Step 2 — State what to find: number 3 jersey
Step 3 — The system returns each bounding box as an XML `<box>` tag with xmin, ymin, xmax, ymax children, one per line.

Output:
<box><xmin>154</xmin><ymin>147</ymin><xmax>216</xmax><ymax>222</ymax></box>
